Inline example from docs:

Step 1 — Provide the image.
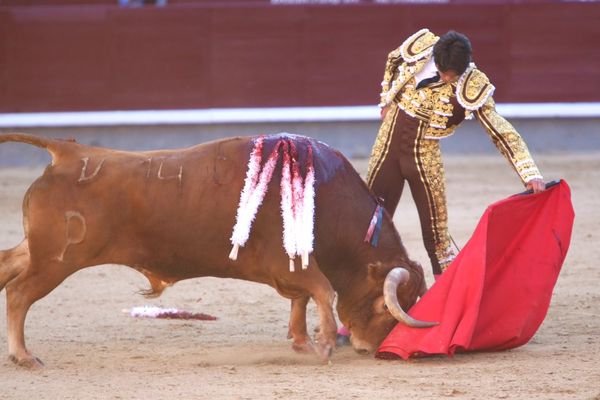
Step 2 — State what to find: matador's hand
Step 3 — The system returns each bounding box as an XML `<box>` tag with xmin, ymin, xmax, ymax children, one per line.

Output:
<box><xmin>526</xmin><ymin>178</ymin><xmax>546</xmax><ymax>194</ymax></box>
<box><xmin>380</xmin><ymin>106</ymin><xmax>389</xmax><ymax>120</ymax></box>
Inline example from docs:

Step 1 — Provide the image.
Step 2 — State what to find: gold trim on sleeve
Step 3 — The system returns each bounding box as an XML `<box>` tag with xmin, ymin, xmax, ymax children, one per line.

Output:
<box><xmin>379</xmin><ymin>47</ymin><xmax>404</xmax><ymax>107</ymax></box>
<box><xmin>475</xmin><ymin>97</ymin><xmax>543</xmax><ymax>183</ymax></box>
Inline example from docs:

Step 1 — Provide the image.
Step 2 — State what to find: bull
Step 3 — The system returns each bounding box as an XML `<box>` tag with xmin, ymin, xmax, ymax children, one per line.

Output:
<box><xmin>0</xmin><ymin>132</ymin><xmax>432</xmax><ymax>369</ymax></box>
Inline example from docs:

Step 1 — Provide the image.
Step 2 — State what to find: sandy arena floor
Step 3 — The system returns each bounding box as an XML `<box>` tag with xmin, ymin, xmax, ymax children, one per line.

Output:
<box><xmin>0</xmin><ymin>152</ymin><xmax>598</xmax><ymax>400</ymax></box>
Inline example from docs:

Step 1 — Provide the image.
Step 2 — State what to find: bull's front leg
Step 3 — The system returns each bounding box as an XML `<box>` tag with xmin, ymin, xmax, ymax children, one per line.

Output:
<box><xmin>287</xmin><ymin>295</ymin><xmax>311</xmax><ymax>353</ymax></box>
<box><xmin>291</xmin><ymin>257</ymin><xmax>337</xmax><ymax>361</ymax></box>
<box><xmin>310</xmin><ymin>283</ymin><xmax>337</xmax><ymax>361</ymax></box>
<box><xmin>276</xmin><ymin>257</ymin><xmax>337</xmax><ymax>361</ymax></box>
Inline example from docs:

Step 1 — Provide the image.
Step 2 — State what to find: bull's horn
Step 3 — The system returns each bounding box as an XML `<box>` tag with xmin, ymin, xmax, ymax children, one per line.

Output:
<box><xmin>383</xmin><ymin>267</ymin><xmax>438</xmax><ymax>328</ymax></box>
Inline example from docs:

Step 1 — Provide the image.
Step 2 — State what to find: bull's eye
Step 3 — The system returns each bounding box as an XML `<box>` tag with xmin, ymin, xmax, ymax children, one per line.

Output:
<box><xmin>373</xmin><ymin>296</ymin><xmax>390</xmax><ymax>316</ymax></box>
<box><xmin>374</xmin><ymin>298</ymin><xmax>388</xmax><ymax>314</ymax></box>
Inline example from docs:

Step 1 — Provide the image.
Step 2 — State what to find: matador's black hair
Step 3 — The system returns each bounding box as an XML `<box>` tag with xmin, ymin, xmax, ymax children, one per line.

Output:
<box><xmin>433</xmin><ymin>31</ymin><xmax>472</xmax><ymax>75</ymax></box>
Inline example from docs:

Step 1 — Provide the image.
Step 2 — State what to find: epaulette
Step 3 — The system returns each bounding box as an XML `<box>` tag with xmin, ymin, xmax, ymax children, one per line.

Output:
<box><xmin>456</xmin><ymin>65</ymin><xmax>496</xmax><ymax>111</ymax></box>
<box><xmin>399</xmin><ymin>28</ymin><xmax>439</xmax><ymax>63</ymax></box>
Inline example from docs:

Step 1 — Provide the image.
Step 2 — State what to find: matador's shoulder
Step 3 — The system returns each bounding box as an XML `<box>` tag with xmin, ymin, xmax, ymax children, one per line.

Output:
<box><xmin>399</xmin><ymin>28</ymin><xmax>439</xmax><ymax>63</ymax></box>
<box><xmin>456</xmin><ymin>65</ymin><xmax>496</xmax><ymax>111</ymax></box>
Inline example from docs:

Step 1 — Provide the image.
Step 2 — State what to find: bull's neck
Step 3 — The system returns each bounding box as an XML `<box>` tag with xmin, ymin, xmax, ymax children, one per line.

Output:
<box><xmin>324</xmin><ymin>216</ymin><xmax>406</xmax><ymax>294</ymax></box>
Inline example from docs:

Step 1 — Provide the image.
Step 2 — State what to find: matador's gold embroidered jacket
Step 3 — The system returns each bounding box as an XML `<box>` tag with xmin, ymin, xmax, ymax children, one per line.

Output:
<box><xmin>378</xmin><ymin>28</ymin><xmax>542</xmax><ymax>184</ymax></box>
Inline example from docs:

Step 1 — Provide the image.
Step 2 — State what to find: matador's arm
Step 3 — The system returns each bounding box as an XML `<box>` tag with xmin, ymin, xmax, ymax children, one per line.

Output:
<box><xmin>379</xmin><ymin>47</ymin><xmax>403</xmax><ymax>108</ymax></box>
<box><xmin>474</xmin><ymin>97</ymin><xmax>543</xmax><ymax>185</ymax></box>
<box><xmin>379</xmin><ymin>29</ymin><xmax>438</xmax><ymax>109</ymax></box>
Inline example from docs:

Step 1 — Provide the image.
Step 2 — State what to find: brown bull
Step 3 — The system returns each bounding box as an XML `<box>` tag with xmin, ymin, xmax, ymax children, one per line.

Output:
<box><xmin>0</xmin><ymin>132</ymin><xmax>432</xmax><ymax>369</ymax></box>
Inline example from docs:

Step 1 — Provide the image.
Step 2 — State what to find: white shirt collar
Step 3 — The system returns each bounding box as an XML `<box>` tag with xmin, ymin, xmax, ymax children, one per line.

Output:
<box><xmin>414</xmin><ymin>57</ymin><xmax>438</xmax><ymax>85</ymax></box>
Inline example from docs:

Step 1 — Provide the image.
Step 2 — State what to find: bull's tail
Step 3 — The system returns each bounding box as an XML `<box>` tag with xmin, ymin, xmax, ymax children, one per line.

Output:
<box><xmin>0</xmin><ymin>132</ymin><xmax>58</xmax><ymax>148</ymax></box>
<box><xmin>0</xmin><ymin>132</ymin><xmax>69</xmax><ymax>162</ymax></box>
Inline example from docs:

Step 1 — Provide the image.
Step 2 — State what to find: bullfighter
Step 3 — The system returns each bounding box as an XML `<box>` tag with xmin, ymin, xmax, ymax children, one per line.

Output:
<box><xmin>367</xmin><ymin>29</ymin><xmax>546</xmax><ymax>279</ymax></box>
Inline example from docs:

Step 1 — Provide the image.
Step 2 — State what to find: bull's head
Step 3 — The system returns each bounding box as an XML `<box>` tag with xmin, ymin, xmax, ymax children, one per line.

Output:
<box><xmin>338</xmin><ymin>261</ymin><xmax>435</xmax><ymax>354</ymax></box>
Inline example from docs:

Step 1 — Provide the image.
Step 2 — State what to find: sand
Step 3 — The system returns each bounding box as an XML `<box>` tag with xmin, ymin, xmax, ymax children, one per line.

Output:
<box><xmin>0</xmin><ymin>153</ymin><xmax>598</xmax><ymax>400</ymax></box>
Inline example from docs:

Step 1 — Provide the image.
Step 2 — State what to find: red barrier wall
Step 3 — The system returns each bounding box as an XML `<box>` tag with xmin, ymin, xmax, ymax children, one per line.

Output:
<box><xmin>0</xmin><ymin>2</ymin><xmax>598</xmax><ymax>112</ymax></box>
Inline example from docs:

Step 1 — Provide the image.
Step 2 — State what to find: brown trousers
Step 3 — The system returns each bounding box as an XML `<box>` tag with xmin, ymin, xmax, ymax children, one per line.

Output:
<box><xmin>367</xmin><ymin>105</ymin><xmax>455</xmax><ymax>275</ymax></box>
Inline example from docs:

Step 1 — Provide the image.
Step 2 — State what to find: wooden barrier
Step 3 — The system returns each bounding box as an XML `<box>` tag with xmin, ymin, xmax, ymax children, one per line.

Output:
<box><xmin>0</xmin><ymin>2</ymin><xmax>598</xmax><ymax>112</ymax></box>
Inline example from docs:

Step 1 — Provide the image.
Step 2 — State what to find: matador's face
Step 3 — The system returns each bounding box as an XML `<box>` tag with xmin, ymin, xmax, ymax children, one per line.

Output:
<box><xmin>437</xmin><ymin>68</ymin><xmax>460</xmax><ymax>84</ymax></box>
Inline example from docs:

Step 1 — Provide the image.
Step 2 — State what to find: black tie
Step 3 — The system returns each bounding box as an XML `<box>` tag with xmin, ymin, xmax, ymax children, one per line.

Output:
<box><xmin>416</xmin><ymin>72</ymin><xmax>440</xmax><ymax>89</ymax></box>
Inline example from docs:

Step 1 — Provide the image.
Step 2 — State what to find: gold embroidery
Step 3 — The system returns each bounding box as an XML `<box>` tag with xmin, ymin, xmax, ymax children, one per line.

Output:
<box><xmin>456</xmin><ymin>66</ymin><xmax>495</xmax><ymax>111</ymax></box>
<box><xmin>393</xmin><ymin>77</ymin><xmax>457</xmax><ymax>139</ymax></box>
<box><xmin>399</xmin><ymin>29</ymin><xmax>438</xmax><ymax>62</ymax></box>
<box><xmin>379</xmin><ymin>29</ymin><xmax>438</xmax><ymax>107</ymax></box>
<box><xmin>414</xmin><ymin>121</ymin><xmax>456</xmax><ymax>270</ymax></box>
<box><xmin>379</xmin><ymin>48</ymin><xmax>404</xmax><ymax>107</ymax></box>
<box><xmin>367</xmin><ymin>104</ymin><xmax>400</xmax><ymax>187</ymax></box>
<box><xmin>475</xmin><ymin>98</ymin><xmax>543</xmax><ymax>183</ymax></box>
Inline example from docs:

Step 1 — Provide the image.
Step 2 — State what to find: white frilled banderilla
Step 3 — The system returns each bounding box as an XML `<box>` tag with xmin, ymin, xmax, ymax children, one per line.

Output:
<box><xmin>229</xmin><ymin>136</ymin><xmax>315</xmax><ymax>271</ymax></box>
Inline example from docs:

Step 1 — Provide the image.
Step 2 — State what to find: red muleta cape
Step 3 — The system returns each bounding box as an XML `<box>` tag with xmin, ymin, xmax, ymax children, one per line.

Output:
<box><xmin>376</xmin><ymin>180</ymin><xmax>574</xmax><ymax>359</ymax></box>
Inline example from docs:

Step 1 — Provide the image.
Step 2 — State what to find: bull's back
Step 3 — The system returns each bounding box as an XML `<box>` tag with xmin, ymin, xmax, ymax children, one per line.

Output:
<box><xmin>22</xmin><ymin>134</ymin><xmax>374</xmax><ymax>282</ymax></box>
<box><xmin>24</xmin><ymin>137</ymin><xmax>253</xmax><ymax>276</ymax></box>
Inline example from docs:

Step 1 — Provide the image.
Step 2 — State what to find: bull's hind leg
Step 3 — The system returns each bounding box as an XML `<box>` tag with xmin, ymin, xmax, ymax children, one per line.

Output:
<box><xmin>0</xmin><ymin>241</ymin><xmax>32</xmax><ymax>366</ymax></box>
<box><xmin>5</xmin><ymin>257</ymin><xmax>72</xmax><ymax>369</ymax></box>
<box><xmin>0</xmin><ymin>240</ymin><xmax>41</xmax><ymax>368</ymax></box>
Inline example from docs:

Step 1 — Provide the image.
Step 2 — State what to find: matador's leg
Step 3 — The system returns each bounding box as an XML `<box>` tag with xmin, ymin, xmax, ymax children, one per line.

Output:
<box><xmin>407</xmin><ymin>121</ymin><xmax>456</xmax><ymax>276</ymax></box>
<box><xmin>367</xmin><ymin>104</ymin><xmax>406</xmax><ymax>215</ymax></box>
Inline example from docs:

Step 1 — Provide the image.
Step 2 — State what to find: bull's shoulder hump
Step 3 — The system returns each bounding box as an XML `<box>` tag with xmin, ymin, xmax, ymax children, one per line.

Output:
<box><xmin>310</xmin><ymin>141</ymin><xmax>353</xmax><ymax>184</ymax></box>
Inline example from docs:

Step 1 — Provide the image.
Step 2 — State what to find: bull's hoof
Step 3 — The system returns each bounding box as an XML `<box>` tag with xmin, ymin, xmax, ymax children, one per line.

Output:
<box><xmin>9</xmin><ymin>354</ymin><xmax>45</xmax><ymax>370</ymax></box>
<box><xmin>336</xmin><ymin>333</ymin><xmax>351</xmax><ymax>347</ymax></box>
<box><xmin>313</xmin><ymin>342</ymin><xmax>333</xmax><ymax>363</ymax></box>
<box><xmin>291</xmin><ymin>342</ymin><xmax>313</xmax><ymax>354</ymax></box>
